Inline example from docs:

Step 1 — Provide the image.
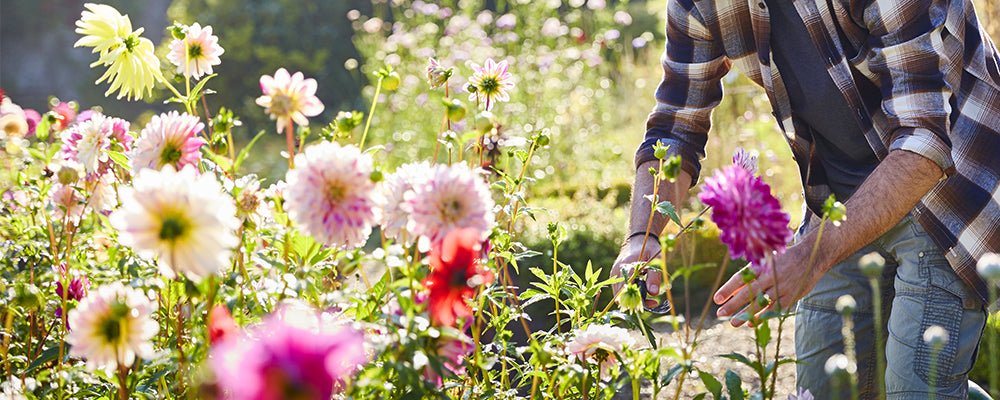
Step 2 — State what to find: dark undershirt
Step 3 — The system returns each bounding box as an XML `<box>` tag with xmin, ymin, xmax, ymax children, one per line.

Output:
<box><xmin>765</xmin><ymin>0</ymin><xmax>879</xmax><ymax>201</ymax></box>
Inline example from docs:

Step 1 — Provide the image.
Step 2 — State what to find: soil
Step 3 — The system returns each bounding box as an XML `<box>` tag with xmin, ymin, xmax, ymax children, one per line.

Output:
<box><xmin>615</xmin><ymin>316</ymin><xmax>799</xmax><ymax>400</ymax></box>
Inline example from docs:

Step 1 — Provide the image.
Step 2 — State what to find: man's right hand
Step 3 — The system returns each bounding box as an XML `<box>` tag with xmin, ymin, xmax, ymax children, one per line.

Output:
<box><xmin>611</xmin><ymin>234</ymin><xmax>663</xmax><ymax>308</ymax></box>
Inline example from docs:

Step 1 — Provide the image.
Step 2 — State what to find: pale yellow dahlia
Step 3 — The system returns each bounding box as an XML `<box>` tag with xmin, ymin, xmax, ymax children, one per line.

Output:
<box><xmin>74</xmin><ymin>3</ymin><xmax>161</xmax><ymax>100</ymax></box>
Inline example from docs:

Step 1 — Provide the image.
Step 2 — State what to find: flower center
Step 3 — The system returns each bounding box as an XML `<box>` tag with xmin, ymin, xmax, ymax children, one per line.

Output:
<box><xmin>188</xmin><ymin>44</ymin><xmax>203</xmax><ymax>58</ymax></box>
<box><xmin>450</xmin><ymin>268</ymin><xmax>469</xmax><ymax>288</ymax></box>
<box><xmin>159</xmin><ymin>143</ymin><xmax>183</xmax><ymax>166</ymax></box>
<box><xmin>326</xmin><ymin>182</ymin><xmax>346</xmax><ymax>202</ymax></box>
<box><xmin>159</xmin><ymin>214</ymin><xmax>188</xmax><ymax>241</ymax></box>
<box><xmin>479</xmin><ymin>77</ymin><xmax>499</xmax><ymax>95</ymax></box>
<box><xmin>123</xmin><ymin>34</ymin><xmax>141</xmax><ymax>52</ymax></box>
<box><xmin>441</xmin><ymin>199</ymin><xmax>463</xmax><ymax>223</ymax></box>
<box><xmin>272</xmin><ymin>94</ymin><xmax>295</xmax><ymax>115</ymax></box>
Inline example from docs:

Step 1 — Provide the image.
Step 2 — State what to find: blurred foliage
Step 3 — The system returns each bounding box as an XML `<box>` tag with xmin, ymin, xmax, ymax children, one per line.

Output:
<box><xmin>164</xmin><ymin>0</ymin><xmax>370</xmax><ymax>140</ymax></box>
<box><xmin>970</xmin><ymin>310</ymin><xmax>1000</xmax><ymax>391</ymax></box>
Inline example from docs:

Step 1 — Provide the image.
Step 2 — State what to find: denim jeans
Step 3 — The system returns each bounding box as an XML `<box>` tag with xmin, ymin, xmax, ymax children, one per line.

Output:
<box><xmin>794</xmin><ymin>214</ymin><xmax>987</xmax><ymax>400</ymax></box>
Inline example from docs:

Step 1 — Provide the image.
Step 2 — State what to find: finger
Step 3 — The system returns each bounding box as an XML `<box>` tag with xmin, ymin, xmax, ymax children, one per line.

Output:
<box><xmin>713</xmin><ymin>265</ymin><xmax>750</xmax><ymax>305</ymax></box>
<box><xmin>645</xmin><ymin>269</ymin><xmax>662</xmax><ymax>296</ymax></box>
<box><xmin>717</xmin><ymin>276</ymin><xmax>770</xmax><ymax>319</ymax></box>
<box><xmin>610</xmin><ymin>263</ymin><xmax>625</xmax><ymax>294</ymax></box>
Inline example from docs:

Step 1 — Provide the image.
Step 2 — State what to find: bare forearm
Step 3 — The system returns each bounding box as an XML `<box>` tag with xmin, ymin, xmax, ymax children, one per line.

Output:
<box><xmin>626</xmin><ymin>160</ymin><xmax>693</xmax><ymax>239</ymax></box>
<box><xmin>795</xmin><ymin>149</ymin><xmax>943</xmax><ymax>276</ymax></box>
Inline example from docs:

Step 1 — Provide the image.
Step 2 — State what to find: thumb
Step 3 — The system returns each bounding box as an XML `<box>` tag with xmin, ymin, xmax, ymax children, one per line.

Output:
<box><xmin>645</xmin><ymin>269</ymin><xmax>662</xmax><ymax>296</ymax></box>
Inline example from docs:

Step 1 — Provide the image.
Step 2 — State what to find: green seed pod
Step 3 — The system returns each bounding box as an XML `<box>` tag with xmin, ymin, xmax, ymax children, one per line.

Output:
<box><xmin>444</xmin><ymin>98</ymin><xmax>466</xmax><ymax>121</ymax></box>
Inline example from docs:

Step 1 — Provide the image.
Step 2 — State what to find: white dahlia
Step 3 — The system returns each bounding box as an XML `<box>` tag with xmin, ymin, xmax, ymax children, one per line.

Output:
<box><xmin>66</xmin><ymin>281</ymin><xmax>159</xmax><ymax>372</ymax></box>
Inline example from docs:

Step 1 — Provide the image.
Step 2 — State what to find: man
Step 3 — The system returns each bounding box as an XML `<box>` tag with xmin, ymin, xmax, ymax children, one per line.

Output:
<box><xmin>611</xmin><ymin>0</ymin><xmax>1000</xmax><ymax>398</ymax></box>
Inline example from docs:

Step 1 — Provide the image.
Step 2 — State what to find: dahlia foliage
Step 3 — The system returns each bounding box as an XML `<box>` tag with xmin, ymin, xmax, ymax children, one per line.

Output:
<box><xmin>0</xmin><ymin>2</ymin><xmax>822</xmax><ymax>399</ymax></box>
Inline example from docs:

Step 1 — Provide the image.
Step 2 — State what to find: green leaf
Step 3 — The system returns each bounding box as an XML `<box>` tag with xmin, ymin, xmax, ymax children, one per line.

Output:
<box><xmin>718</xmin><ymin>352</ymin><xmax>758</xmax><ymax>370</ymax></box>
<box><xmin>106</xmin><ymin>150</ymin><xmax>130</xmax><ymax>170</ymax></box>
<box><xmin>661</xmin><ymin>363</ymin><xmax>685</xmax><ymax>386</ymax></box>
<box><xmin>25</xmin><ymin>345</ymin><xmax>60</xmax><ymax>374</ymax></box>
<box><xmin>655</xmin><ymin>200</ymin><xmax>683</xmax><ymax>227</ymax></box>
<box><xmin>725</xmin><ymin>370</ymin><xmax>745</xmax><ymax>400</ymax></box>
<box><xmin>189</xmin><ymin>74</ymin><xmax>218</xmax><ymax>99</ymax></box>
<box><xmin>202</xmin><ymin>148</ymin><xmax>232</xmax><ymax>171</ymax></box>
<box><xmin>233</xmin><ymin>130</ymin><xmax>266</xmax><ymax>172</ymax></box>
<box><xmin>34</xmin><ymin>116</ymin><xmax>52</xmax><ymax>141</ymax></box>
<box><xmin>699</xmin><ymin>370</ymin><xmax>723</xmax><ymax>400</ymax></box>
<box><xmin>755</xmin><ymin>321</ymin><xmax>772</xmax><ymax>347</ymax></box>
<box><xmin>693</xmin><ymin>394</ymin><xmax>708</xmax><ymax>400</ymax></box>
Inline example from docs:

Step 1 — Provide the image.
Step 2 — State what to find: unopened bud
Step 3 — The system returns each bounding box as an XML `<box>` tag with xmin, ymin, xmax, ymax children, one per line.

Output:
<box><xmin>923</xmin><ymin>325</ymin><xmax>949</xmax><ymax>349</ymax></box>
<box><xmin>859</xmin><ymin>252</ymin><xmax>885</xmax><ymax>278</ymax></box>
<box><xmin>443</xmin><ymin>98</ymin><xmax>467</xmax><ymax>121</ymax></box>
<box><xmin>835</xmin><ymin>295</ymin><xmax>856</xmax><ymax>316</ymax></box>
<box><xmin>977</xmin><ymin>252</ymin><xmax>1000</xmax><ymax>283</ymax></box>
<box><xmin>381</xmin><ymin>71</ymin><xmax>400</xmax><ymax>91</ymax></box>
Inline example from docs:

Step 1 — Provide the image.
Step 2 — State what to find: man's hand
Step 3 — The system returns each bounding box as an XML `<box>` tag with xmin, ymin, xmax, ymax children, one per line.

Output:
<box><xmin>612</xmin><ymin>235</ymin><xmax>663</xmax><ymax>308</ymax></box>
<box><xmin>712</xmin><ymin>241</ymin><xmax>824</xmax><ymax>326</ymax></box>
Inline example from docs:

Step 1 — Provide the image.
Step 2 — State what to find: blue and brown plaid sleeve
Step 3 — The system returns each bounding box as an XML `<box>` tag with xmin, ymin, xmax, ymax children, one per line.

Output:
<box><xmin>636</xmin><ymin>0</ymin><xmax>731</xmax><ymax>183</ymax></box>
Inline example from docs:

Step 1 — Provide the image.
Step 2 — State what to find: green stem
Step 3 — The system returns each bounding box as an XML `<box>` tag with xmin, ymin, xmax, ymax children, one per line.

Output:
<box><xmin>871</xmin><ymin>277</ymin><xmax>886</xmax><ymax>400</ymax></box>
<box><xmin>359</xmin><ymin>76</ymin><xmax>383</xmax><ymax>150</ymax></box>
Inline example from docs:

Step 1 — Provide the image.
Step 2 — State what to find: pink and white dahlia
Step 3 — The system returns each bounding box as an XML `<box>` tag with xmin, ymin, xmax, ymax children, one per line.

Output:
<box><xmin>732</xmin><ymin>147</ymin><xmax>759</xmax><ymax>175</ymax></box>
<box><xmin>467</xmin><ymin>58</ymin><xmax>514</xmax><ymax>111</ymax></box>
<box><xmin>60</xmin><ymin>112</ymin><xmax>130</xmax><ymax>176</ymax></box>
<box><xmin>406</xmin><ymin>163</ymin><xmax>494</xmax><ymax>245</ymax></box>
<box><xmin>110</xmin><ymin>165</ymin><xmax>239</xmax><ymax>281</ymax></box>
<box><xmin>565</xmin><ymin>324</ymin><xmax>635</xmax><ymax>380</ymax></box>
<box><xmin>698</xmin><ymin>165</ymin><xmax>791</xmax><ymax>270</ymax></box>
<box><xmin>378</xmin><ymin>162</ymin><xmax>432</xmax><ymax>244</ymax></box>
<box><xmin>285</xmin><ymin>141</ymin><xmax>377</xmax><ymax>249</ymax></box>
<box><xmin>66</xmin><ymin>282</ymin><xmax>159</xmax><ymax>372</ymax></box>
<box><xmin>84</xmin><ymin>173</ymin><xmax>118</xmax><ymax>213</ymax></box>
<box><xmin>210</xmin><ymin>306</ymin><xmax>367</xmax><ymax>400</ymax></box>
<box><xmin>129</xmin><ymin>111</ymin><xmax>206</xmax><ymax>172</ymax></box>
<box><xmin>166</xmin><ymin>23</ymin><xmax>224</xmax><ymax>79</ymax></box>
<box><xmin>256</xmin><ymin>68</ymin><xmax>325</xmax><ymax>132</ymax></box>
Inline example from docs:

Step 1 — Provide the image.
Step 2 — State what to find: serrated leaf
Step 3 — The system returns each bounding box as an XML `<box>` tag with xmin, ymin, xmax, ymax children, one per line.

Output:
<box><xmin>755</xmin><ymin>321</ymin><xmax>771</xmax><ymax>347</ymax></box>
<box><xmin>656</xmin><ymin>200</ymin><xmax>683</xmax><ymax>227</ymax></box>
<box><xmin>661</xmin><ymin>363</ymin><xmax>685</xmax><ymax>386</ymax></box>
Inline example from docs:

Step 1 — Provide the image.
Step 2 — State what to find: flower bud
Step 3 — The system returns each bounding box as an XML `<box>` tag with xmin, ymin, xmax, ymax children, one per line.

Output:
<box><xmin>443</xmin><ymin>98</ymin><xmax>466</xmax><ymax>121</ymax></box>
<box><xmin>923</xmin><ymin>325</ymin><xmax>949</xmax><ymax>349</ymax></box>
<box><xmin>426</xmin><ymin>58</ymin><xmax>453</xmax><ymax>89</ymax></box>
<box><xmin>533</xmin><ymin>130</ymin><xmax>550</xmax><ymax>147</ymax></box>
<box><xmin>15</xmin><ymin>282</ymin><xmax>42</xmax><ymax>309</ymax></box>
<box><xmin>654</xmin><ymin>147</ymin><xmax>667</xmax><ymax>160</ymax></box>
<box><xmin>823</xmin><ymin>195</ymin><xmax>847</xmax><ymax>225</ymax></box>
<box><xmin>382</xmin><ymin>71</ymin><xmax>400</xmax><ymax>91</ymax></box>
<box><xmin>976</xmin><ymin>252</ymin><xmax>1000</xmax><ymax>283</ymax></box>
<box><xmin>835</xmin><ymin>295</ymin><xmax>856</xmax><ymax>316</ymax></box>
<box><xmin>335</xmin><ymin>111</ymin><xmax>363</xmax><ymax>133</ymax></box>
<box><xmin>859</xmin><ymin>252</ymin><xmax>885</xmax><ymax>278</ymax></box>
<box><xmin>824</xmin><ymin>354</ymin><xmax>854</xmax><ymax>378</ymax></box>
<box><xmin>55</xmin><ymin>163</ymin><xmax>82</xmax><ymax>185</ymax></box>
<box><xmin>663</xmin><ymin>155</ymin><xmax>682</xmax><ymax>181</ymax></box>
<box><xmin>476</xmin><ymin>111</ymin><xmax>495</xmax><ymax>133</ymax></box>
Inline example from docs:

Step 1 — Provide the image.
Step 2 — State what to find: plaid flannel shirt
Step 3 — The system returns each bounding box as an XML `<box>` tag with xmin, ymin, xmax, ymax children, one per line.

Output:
<box><xmin>636</xmin><ymin>0</ymin><xmax>1000</xmax><ymax>303</ymax></box>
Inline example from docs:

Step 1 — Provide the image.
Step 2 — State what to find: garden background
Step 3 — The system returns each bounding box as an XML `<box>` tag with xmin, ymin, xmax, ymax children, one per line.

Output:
<box><xmin>2</xmin><ymin>0</ymin><xmax>999</xmax><ymax>398</ymax></box>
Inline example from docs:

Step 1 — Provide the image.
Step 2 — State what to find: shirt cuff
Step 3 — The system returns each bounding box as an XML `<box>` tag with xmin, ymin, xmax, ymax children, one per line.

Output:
<box><xmin>889</xmin><ymin>127</ymin><xmax>955</xmax><ymax>176</ymax></box>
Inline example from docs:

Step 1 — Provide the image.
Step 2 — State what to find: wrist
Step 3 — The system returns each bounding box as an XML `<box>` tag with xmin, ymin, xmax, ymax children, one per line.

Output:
<box><xmin>624</xmin><ymin>231</ymin><xmax>659</xmax><ymax>247</ymax></box>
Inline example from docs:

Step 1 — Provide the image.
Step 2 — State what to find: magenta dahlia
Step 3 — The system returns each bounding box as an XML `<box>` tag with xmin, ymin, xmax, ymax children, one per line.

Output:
<box><xmin>698</xmin><ymin>165</ymin><xmax>791</xmax><ymax>271</ymax></box>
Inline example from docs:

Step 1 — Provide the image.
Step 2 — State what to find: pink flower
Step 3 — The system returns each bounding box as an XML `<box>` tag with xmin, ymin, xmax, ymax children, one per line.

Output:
<box><xmin>255</xmin><ymin>68</ymin><xmax>325</xmax><ymax>132</ymax></box>
<box><xmin>423</xmin><ymin>335</ymin><xmax>473</xmax><ymax>383</ymax></box>
<box><xmin>467</xmin><ymin>58</ymin><xmax>514</xmax><ymax>111</ymax></box>
<box><xmin>378</xmin><ymin>162</ymin><xmax>432</xmax><ymax>244</ymax></box>
<box><xmin>406</xmin><ymin>163</ymin><xmax>495</xmax><ymax>245</ymax></box>
<box><xmin>52</xmin><ymin>102</ymin><xmax>77</xmax><ymax>131</ymax></box>
<box><xmin>698</xmin><ymin>166</ymin><xmax>791</xmax><ymax>272</ymax></box>
<box><xmin>210</xmin><ymin>307</ymin><xmax>367</xmax><ymax>400</ymax></box>
<box><xmin>787</xmin><ymin>388</ymin><xmax>814</xmax><ymax>400</ymax></box>
<box><xmin>284</xmin><ymin>141</ymin><xmax>377</xmax><ymax>249</ymax></box>
<box><xmin>129</xmin><ymin>111</ymin><xmax>206</xmax><ymax>172</ymax></box>
<box><xmin>60</xmin><ymin>112</ymin><xmax>130</xmax><ymax>177</ymax></box>
<box><xmin>166</xmin><ymin>23</ymin><xmax>224</xmax><ymax>79</ymax></box>
<box><xmin>732</xmin><ymin>147</ymin><xmax>759</xmax><ymax>175</ymax></box>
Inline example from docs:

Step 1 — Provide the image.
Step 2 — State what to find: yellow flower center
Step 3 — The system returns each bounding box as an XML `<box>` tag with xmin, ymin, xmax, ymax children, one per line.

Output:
<box><xmin>188</xmin><ymin>44</ymin><xmax>203</xmax><ymax>58</ymax></box>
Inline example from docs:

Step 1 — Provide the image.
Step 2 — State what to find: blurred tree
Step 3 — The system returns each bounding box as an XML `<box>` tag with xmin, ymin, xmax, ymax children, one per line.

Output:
<box><xmin>165</xmin><ymin>0</ymin><xmax>371</xmax><ymax>139</ymax></box>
